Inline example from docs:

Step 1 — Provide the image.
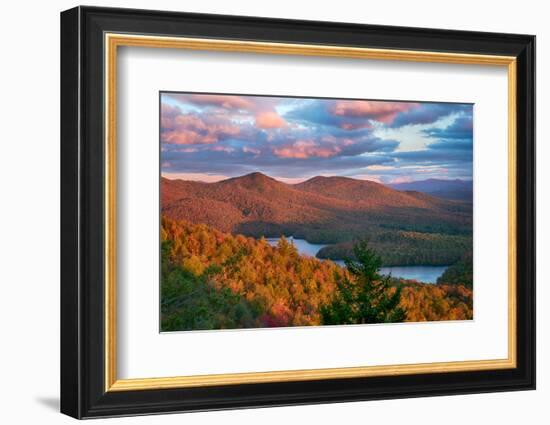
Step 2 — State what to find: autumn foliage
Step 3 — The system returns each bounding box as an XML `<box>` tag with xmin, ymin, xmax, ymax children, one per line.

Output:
<box><xmin>161</xmin><ymin>217</ymin><xmax>473</xmax><ymax>331</ymax></box>
<box><xmin>320</xmin><ymin>240</ymin><xmax>406</xmax><ymax>324</ymax></box>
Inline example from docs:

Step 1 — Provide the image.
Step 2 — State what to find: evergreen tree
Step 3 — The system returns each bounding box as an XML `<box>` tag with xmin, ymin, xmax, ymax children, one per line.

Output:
<box><xmin>321</xmin><ymin>240</ymin><xmax>406</xmax><ymax>324</ymax></box>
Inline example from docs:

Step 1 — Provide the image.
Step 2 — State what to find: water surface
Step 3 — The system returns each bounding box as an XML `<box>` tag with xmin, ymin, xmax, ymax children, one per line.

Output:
<box><xmin>266</xmin><ymin>236</ymin><xmax>447</xmax><ymax>284</ymax></box>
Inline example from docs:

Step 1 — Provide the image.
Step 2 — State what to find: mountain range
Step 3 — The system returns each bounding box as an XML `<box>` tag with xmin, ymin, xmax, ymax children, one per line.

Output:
<box><xmin>389</xmin><ymin>178</ymin><xmax>473</xmax><ymax>202</ymax></box>
<box><xmin>161</xmin><ymin>173</ymin><xmax>472</xmax><ymax>245</ymax></box>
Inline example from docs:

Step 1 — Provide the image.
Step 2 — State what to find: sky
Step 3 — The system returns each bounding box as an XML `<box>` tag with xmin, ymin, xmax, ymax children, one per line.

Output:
<box><xmin>160</xmin><ymin>92</ymin><xmax>473</xmax><ymax>184</ymax></box>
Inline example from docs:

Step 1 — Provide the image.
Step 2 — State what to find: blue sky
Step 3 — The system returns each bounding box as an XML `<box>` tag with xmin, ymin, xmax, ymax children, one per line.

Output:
<box><xmin>160</xmin><ymin>92</ymin><xmax>473</xmax><ymax>184</ymax></box>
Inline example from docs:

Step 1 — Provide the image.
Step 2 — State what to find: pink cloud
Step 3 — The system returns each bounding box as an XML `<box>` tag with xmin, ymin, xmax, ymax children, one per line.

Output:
<box><xmin>161</xmin><ymin>106</ymin><xmax>240</xmax><ymax>145</ymax></box>
<box><xmin>182</xmin><ymin>94</ymin><xmax>256</xmax><ymax>110</ymax></box>
<box><xmin>167</xmin><ymin>94</ymin><xmax>287</xmax><ymax>129</ymax></box>
<box><xmin>160</xmin><ymin>103</ymin><xmax>180</xmax><ymax>128</ymax></box>
<box><xmin>330</xmin><ymin>101</ymin><xmax>418</xmax><ymax>124</ymax></box>
<box><xmin>273</xmin><ymin>140</ymin><xmax>341</xmax><ymax>159</ymax></box>
<box><xmin>177</xmin><ymin>147</ymin><xmax>199</xmax><ymax>153</ymax></box>
<box><xmin>255</xmin><ymin>111</ymin><xmax>286</xmax><ymax>129</ymax></box>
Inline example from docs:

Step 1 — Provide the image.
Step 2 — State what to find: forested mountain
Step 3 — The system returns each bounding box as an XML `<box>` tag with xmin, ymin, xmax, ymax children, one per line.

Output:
<box><xmin>161</xmin><ymin>173</ymin><xmax>472</xmax><ymax>266</ymax></box>
<box><xmin>161</xmin><ymin>217</ymin><xmax>473</xmax><ymax>331</ymax></box>
<box><xmin>162</xmin><ymin>174</ymin><xmax>471</xmax><ymax>234</ymax></box>
<box><xmin>389</xmin><ymin>178</ymin><xmax>473</xmax><ymax>202</ymax></box>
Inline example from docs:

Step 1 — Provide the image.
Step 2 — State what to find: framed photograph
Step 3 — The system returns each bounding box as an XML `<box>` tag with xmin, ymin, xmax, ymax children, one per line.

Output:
<box><xmin>60</xmin><ymin>6</ymin><xmax>535</xmax><ymax>419</ymax></box>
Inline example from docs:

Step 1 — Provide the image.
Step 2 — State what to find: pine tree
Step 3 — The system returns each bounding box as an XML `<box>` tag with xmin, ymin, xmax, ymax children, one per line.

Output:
<box><xmin>320</xmin><ymin>240</ymin><xmax>407</xmax><ymax>324</ymax></box>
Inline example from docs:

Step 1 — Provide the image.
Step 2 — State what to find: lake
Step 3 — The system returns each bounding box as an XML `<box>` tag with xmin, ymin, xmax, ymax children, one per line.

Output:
<box><xmin>266</xmin><ymin>236</ymin><xmax>447</xmax><ymax>284</ymax></box>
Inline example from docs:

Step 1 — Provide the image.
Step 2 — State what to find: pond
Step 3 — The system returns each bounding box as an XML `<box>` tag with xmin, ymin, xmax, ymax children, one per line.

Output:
<box><xmin>266</xmin><ymin>236</ymin><xmax>448</xmax><ymax>284</ymax></box>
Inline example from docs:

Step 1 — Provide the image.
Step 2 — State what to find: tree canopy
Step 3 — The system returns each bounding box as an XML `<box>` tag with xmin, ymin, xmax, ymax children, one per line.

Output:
<box><xmin>320</xmin><ymin>240</ymin><xmax>407</xmax><ymax>325</ymax></box>
<box><xmin>161</xmin><ymin>217</ymin><xmax>472</xmax><ymax>331</ymax></box>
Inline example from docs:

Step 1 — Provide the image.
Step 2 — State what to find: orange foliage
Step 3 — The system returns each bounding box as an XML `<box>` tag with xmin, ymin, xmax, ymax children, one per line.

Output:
<box><xmin>161</xmin><ymin>216</ymin><xmax>473</xmax><ymax>330</ymax></box>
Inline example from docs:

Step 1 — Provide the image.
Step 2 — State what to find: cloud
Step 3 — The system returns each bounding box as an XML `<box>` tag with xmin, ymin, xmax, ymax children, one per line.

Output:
<box><xmin>161</xmin><ymin>143</ymin><xmax>399</xmax><ymax>180</ymax></box>
<box><xmin>287</xmin><ymin>100</ymin><xmax>369</xmax><ymax>131</ymax></box>
<box><xmin>428</xmin><ymin>139</ymin><xmax>472</xmax><ymax>150</ymax></box>
<box><xmin>330</xmin><ymin>100</ymin><xmax>418</xmax><ymax>124</ymax></box>
<box><xmin>390</xmin><ymin>103</ymin><xmax>471</xmax><ymax>127</ymax></box>
<box><xmin>273</xmin><ymin>140</ymin><xmax>341</xmax><ymax>159</ymax></box>
<box><xmin>209</xmin><ymin>145</ymin><xmax>236</xmax><ymax>153</ymax></box>
<box><xmin>417</xmin><ymin>166</ymin><xmax>448</xmax><ymax>174</ymax></box>
<box><xmin>255</xmin><ymin>111</ymin><xmax>287</xmax><ymax>129</ymax></box>
<box><xmin>374</xmin><ymin>106</ymin><xmax>473</xmax><ymax>152</ymax></box>
<box><xmin>287</xmin><ymin>99</ymin><xmax>420</xmax><ymax>132</ymax></box>
<box><xmin>167</xmin><ymin>94</ymin><xmax>256</xmax><ymax>111</ymax></box>
<box><xmin>176</xmin><ymin>147</ymin><xmax>199</xmax><ymax>153</ymax></box>
<box><xmin>339</xmin><ymin>138</ymin><xmax>399</xmax><ymax>155</ymax></box>
<box><xmin>392</xmin><ymin>148</ymin><xmax>472</xmax><ymax>163</ymax></box>
<box><xmin>339</xmin><ymin>121</ymin><xmax>373</xmax><ymax>130</ymax></box>
<box><xmin>366</xmin><ymin>164</ymin><xmax>395</xmax><ymax>171</ymax></box>
<box><xmin>425</xmin><ymin>113</ymin><xmax>473</xmax><ymax>140</ymax></box>
<box><xmin>160</xmin><ymin>93</ymin><xmax>473</xmax><ymax>182</ymax></box>
<box><xmin>243</xmin><ymin>146</ymin><xmax>261</xmax><ymax>156</ymax></box>
<box><xmin>161</xmin><ymin>105</ymin><xmax>240</xmax><ymax>145</ymax></box>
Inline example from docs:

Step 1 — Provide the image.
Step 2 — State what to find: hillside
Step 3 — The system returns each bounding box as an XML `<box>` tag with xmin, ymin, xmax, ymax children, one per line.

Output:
<box><xmin>294</xmin><ymin>175</ymin><xmax>443</xmax><ymax>208</ymax></box>
<box><xmin>161</xmin><ymin>218</ymin><xmax>473</xmax><ymax>331</ymax></box>
<box><xmin>162</xmin><ymin>173</ymin><xmax>471</xmax><ymax>235</ymax></box>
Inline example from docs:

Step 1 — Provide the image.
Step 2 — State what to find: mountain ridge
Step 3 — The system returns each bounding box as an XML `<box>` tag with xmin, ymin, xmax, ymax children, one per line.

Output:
<box><xmin>161</xmin><ymin>173</ymin><xmax>472</xmax><ymax>244</ymax></box>
<box><xmin>389</xmin><ymin>178</ymin><xmax>473</xmax><ymax>202</ymax></box>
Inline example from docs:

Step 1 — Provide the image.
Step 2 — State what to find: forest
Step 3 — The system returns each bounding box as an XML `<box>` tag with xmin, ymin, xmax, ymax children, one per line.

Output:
<box><xmin>161</xmin><ymin>217</ymin><xmax>473</xmax><ymax>331</ymax></box>
<box><xmin>437</xmin><ymin>252</ymin><xmax>473</xmax><ymax>288</ymax></box>
<box><xmin>316</xmin><ymin>230</ymin><xmax>471</xmax><ymax>266</ymax></box>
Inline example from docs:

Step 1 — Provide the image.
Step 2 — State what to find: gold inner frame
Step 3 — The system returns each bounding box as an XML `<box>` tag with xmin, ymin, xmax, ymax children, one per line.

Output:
<box><xmin>104</xmin><ymin>33</ymin><xmax>517</xmax><ymax>392</ymax></box>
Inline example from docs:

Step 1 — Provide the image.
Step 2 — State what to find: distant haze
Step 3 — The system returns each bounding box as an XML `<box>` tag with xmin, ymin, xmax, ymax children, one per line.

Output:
<box><xmin>389</xmin><ymin>178</ymin><xmax>473</xmax><ymax>202</ymax></box>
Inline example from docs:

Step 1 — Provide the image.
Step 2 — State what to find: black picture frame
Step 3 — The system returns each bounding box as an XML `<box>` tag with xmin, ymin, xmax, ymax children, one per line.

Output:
<box><xmin>61</xmin><ymin>5</ymin><xmax>535</xmax><ymax>419</ymax></box>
